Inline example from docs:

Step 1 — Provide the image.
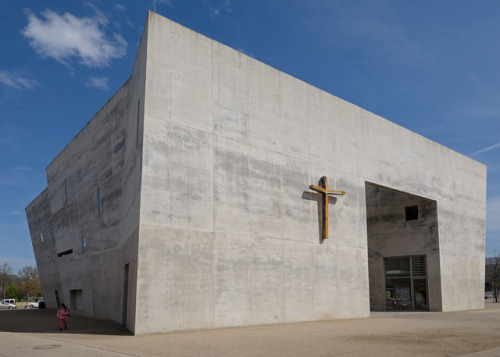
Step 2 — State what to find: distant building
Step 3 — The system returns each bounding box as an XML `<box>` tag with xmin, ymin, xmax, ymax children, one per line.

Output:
<box><xmin>26</xmin><ymin>12</ymin><xmax>487</xmax><ymax>335</ymax></box>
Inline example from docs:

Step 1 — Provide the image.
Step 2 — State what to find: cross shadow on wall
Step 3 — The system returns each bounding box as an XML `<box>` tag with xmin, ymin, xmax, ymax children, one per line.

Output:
<box><xmin>302</xmin><ymin>191</ymin><xmax>338</xmax><ymax>245</ymax></box>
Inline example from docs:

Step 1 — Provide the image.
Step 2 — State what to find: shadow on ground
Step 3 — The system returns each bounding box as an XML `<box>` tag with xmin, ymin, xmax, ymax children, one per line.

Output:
<box><xmin>0</xmin><ymin>309</ymin><xmax>131</xmax><ymax>336</ymax></box>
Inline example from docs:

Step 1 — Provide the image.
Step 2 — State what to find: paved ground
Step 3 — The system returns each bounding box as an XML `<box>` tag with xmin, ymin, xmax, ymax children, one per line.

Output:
<box><xmin>2</xmin><ymin>301</ymin><xmax>500</xmax><ymax>356</ymax></box>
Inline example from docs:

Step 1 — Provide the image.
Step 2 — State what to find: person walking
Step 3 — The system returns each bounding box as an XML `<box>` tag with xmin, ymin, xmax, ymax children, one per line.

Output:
<box><xmin>57</xmin><ymin>303</ymin><xmax>69</xmax><ymax>331</ymax></box>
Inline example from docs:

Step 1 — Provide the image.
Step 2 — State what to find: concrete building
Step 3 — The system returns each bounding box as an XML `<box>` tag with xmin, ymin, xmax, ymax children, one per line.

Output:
<box><xmin>26</xmin><ymin>12</ymin><xmax>487</xmax><ymax>335</ymax></box>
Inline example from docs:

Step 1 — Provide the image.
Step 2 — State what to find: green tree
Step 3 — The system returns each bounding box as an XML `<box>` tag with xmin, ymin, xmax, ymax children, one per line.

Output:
<box><xmin>5</xmin><ymin>284</ymin><xmax>21</xmax><ymax>300</ymax></box>
<box><xmin>18</xmin><ymin>266</ymin><xmax>40</xmax><ymax>301</ymax></box>
<box><xmin>0</xmin><ymin>262</ymin><xmax>13</xmax><ymax>299</ymax></box>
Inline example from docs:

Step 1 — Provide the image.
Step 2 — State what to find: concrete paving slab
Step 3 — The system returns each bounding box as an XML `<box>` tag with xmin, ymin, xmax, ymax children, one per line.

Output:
<box><xmin>0</xmin><ymin>332</ymin><xmax>133</xmax><ymax>357</ymax></box>
<box><xmin>2</xmin><ymin>302</ymin><xmax>500</xmax><ymax>356</ymax></box>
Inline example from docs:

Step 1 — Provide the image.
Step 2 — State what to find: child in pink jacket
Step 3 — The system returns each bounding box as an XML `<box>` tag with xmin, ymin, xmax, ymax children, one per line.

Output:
<box><xmin>57</xmin><ymin>303</ymin><xmax>69</xmax><ymax>330</ymax></box>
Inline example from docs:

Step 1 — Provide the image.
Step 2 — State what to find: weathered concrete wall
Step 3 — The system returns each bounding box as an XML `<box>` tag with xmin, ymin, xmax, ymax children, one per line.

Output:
<box><xmin>27</xmin><ymin>80</ymin><xmax>139</xmax><ymax>323</ymax></box>
<box><xmin>359</xmin><ymin>128</ymin><xmax>486</xmax><ymax>311</ymax></box>
<box><xmin>26</xmin><ymin>17</ymin><xmax>148</xmax><ymax>331</ymax></box>
<box><xmin>135</xmin><ymin>11</ymin><xmax>486</xmax><ymax>334</ymax></box>
<box><xmin>27</xmin><ymin>11</ymin><xmax>486</xmax><ymax>335</ymax></box>
<box><xmin>135</xmin><ymin>12</ymin><xmax>369</xmax><ymax>334</ymax></box>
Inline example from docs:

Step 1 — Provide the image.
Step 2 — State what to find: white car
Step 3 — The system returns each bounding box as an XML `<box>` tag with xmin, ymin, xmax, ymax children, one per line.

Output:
<box><xmin>0</xmin><ymin>301</ymin><xmax>16</xmax><ymax>310</ymax></box>
<box><xmin>27</xmin><ymin>301</ymin><xmax>39</xmax><ymax>308</ymax></box>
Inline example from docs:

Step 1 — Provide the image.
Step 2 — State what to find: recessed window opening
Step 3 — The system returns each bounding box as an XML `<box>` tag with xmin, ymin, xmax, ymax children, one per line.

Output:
<box><xmin>82</xmin><ymin>237</ymin><xmax>87</xmax><ymax>248</ymax></box>
<box><xmin>405</xmin><ymin>205</ymin><xmax>418</xmax><ymax>221</ymax></box>
<box><xmin>54</xmin><ymin>290</ymin><xmax>60</xmax><ymax>307</ymax></box>
<box><xmin>57</xmin><ymin>249</ymin><xmax>73</xmax><ymax>257</ymax></box>
<box><xmin>136</xmin><ymin>99</ymin><xmax>140</xmax><ymax>148</ymax></box>
<box><xmin>40</xmin><ymin>232</ymin><xmax>44</xmax><ymax>242</ymax></box>
<box><xmin>97</xmin><ymin>187</ymin><xmax>102</xmax><ymax>213</ymax></box>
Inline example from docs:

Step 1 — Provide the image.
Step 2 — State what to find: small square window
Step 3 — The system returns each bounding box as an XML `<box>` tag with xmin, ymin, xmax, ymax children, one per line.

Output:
<box><xmin>405</xmin><ymin>205</ymin><xmax>419</xmax><ymax>221</ymax></box>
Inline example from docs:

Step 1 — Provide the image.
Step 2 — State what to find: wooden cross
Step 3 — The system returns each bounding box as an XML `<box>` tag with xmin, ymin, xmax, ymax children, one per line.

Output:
<box><xmin>309</xmin><ymin>176</ymin><xmax>345</xmax><ymax>239</ymax></box>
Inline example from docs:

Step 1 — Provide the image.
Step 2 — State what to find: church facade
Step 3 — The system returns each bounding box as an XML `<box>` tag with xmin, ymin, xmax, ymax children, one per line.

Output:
<box><xmin>26</xmin><ymin>12</ymin><xmax>486</xmax><ymax>335</ymax></box>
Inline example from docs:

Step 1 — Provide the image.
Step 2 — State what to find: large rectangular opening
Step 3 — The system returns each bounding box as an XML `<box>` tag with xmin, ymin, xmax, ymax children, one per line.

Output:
<box><xmin>365</xmin><ymin>182</ymin><xmax>440</xmax><ymax>311</ymax></box>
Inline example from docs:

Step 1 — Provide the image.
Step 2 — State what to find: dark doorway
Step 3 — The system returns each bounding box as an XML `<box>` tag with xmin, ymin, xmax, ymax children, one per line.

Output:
<box><xmin>122</xmin><ymin>263</ymin><xmax>129</xmax><ymax>326</ymax></box>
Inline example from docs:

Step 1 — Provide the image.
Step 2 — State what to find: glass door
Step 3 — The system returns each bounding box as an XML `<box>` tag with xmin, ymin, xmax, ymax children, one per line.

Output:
<box><xmin>413</xmin><ymin>278</ymin><xmax>428</xmax><ymax>311</ymax></box>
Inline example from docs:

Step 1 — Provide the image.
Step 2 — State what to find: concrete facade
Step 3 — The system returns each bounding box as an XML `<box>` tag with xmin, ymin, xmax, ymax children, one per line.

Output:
<box><xmin>26</xmin><ymin>12</ymin><xmax>486</xmax><ymax>335</ymax></box>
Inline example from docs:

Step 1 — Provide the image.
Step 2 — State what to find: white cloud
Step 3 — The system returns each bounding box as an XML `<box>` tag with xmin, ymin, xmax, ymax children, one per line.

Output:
<box><xmin>87</xmin><ymin>76</ymin><xmax>109</xmax><ymax>90</ymax></box>
<box><xmin>470</xmin><ymin>142</ymin><xmax>500</xmax><ymax>157</ymax></box>
<box><xmin>85</xmin><ymin>3</ymin><xmax>109</xmax><ymax>27</ymax></box>
<box><xmin>114</xmin><ymin>4</ymin><xmax>127</xmax><ymax>12</ymax></box>
<box><xmin>0</xmin><ymin>71</ymin><xmax>41</xmax><ymax>90</ymax></box>
<box><xmin>210</xmin><ymin>0</ymin><xmax>232</xmax><ymax>17</ymax></box>
<box><xmin>22</xmin><ymin>9</ymin><xmax>127</xmax><ymax>68</ymax></box>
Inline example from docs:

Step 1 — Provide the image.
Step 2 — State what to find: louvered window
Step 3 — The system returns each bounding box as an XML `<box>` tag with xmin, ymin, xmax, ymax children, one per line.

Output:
<box><xmin>411</xmin><ymin>255</ymin><xmax>426</xmax><ymax>277</ymax></box>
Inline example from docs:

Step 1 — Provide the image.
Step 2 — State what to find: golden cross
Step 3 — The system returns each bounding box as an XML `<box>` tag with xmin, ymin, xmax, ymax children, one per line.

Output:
<box><xmin>309</xmin><ymin>176</ymin><xmax>345</xmax><ymax>239</ymax></box>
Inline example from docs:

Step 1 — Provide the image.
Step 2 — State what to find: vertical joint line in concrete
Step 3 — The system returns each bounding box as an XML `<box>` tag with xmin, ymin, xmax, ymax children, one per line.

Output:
<box><xmin>210</xmin><ymin>38</ymin><xmax>216</xmax><ymax>327</ymax></box>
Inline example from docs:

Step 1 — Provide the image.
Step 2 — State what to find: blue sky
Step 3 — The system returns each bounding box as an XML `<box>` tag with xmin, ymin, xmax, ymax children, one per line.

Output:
<box><xmin>0</xmin><ymin>0</ymin><xmax>499</xmax><ymax>272</ymax></box>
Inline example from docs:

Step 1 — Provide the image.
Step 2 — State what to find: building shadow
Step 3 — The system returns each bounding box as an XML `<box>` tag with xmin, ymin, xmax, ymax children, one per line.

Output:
<box><xmin>0</xmin><ymin>309</ymin><xmax>131</xmax><ymax>336</ymax></box>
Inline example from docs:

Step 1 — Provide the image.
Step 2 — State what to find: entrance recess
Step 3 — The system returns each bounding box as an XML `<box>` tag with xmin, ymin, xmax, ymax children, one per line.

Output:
<box><xmin>365</xmin><ymin>182</ymin><xmax>439</xmax><ymax>311</ymax></box>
